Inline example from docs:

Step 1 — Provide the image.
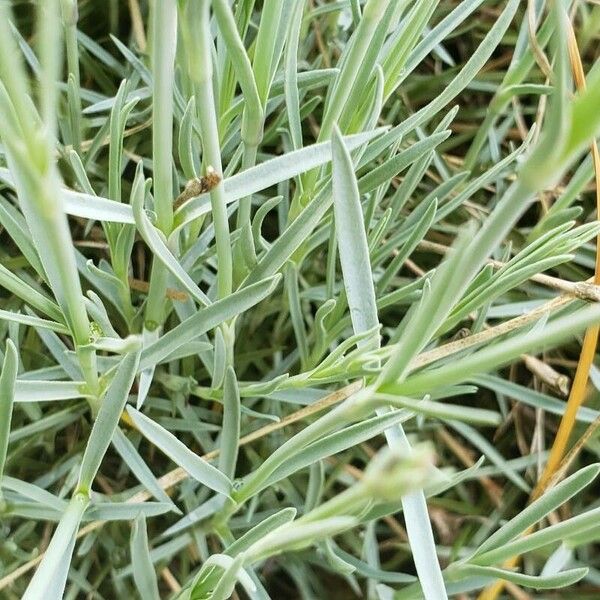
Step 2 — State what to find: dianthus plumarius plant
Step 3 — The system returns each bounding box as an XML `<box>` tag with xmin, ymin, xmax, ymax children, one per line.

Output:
<box><xmin>2</xmin><ymin>0</ymin><xmax>600</xmax><ymax>598</ymax></box>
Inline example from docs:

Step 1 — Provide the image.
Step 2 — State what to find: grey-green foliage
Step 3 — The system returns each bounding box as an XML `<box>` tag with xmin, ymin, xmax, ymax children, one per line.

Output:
<box><xmin>1</xmin><ymin>1</ymin><xmax>600</xmax><ymax>599</ymax></box>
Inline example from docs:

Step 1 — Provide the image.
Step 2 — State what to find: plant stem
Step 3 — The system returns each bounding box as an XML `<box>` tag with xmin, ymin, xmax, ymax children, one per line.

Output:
<box><xmin>183</xmin><ymin>0</ymin><xmax>233</xmax><ymax>299</ymax></box>
<box><xmin>61</xmin><ymin>0</ymin><xmax>83</xmax><ymax>152</ymax></box>
<box><xmin>236</xmin><ymin>144</ymin><xmax>258</xmax><ymax>230</ymax></box>
<box><xmin>145</xmin><ymin>0</ymin><xmax>177</xmax><ymax>329</ymax></box>
<box><xmin>150</xmin><ymin>0</ymin><xmax>176</xmax><ymax>235</ymax></box>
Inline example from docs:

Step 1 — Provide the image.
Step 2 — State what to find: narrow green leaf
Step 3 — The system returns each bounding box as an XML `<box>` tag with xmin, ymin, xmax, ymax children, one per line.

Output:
<box><xmin>177</xmin><ymin>128</ymin><xmax>387</xmax><ymax>225</ymax></box>
<box><xmin>210</xmin><ymin>554</ymin><xmax>247</xmax><ymax>600</ymax></box>
<box><xmin>85</xmin><ymin>502</ymin><xmax>172</xmax><ymax>521</ymax></box>
<box><xmin>284</xmin><ymin>0</ymin><xmax>304</xmax><ymax>150</ymax></box>
<box><xmin>455</xmin><ymin>565</ymin><xmax>587</xmax><ymax>591</ymax></box>
<box><xmin>332</xmin><ymin>125</ymin><xmax>379</xmax><ymax>337</ymax></box>
<box><xmin>161</xmin><ymin>495</ymin><xmax>226</xmax><ymax>538</ymax></box>
<box><xmin>0</xmin><ymin>309</ymin><xmax>69</xmax><ymax>334</ymax></box>
<box><xmin>245</xmin><ymin>517</ymin><xmax>358</xmax><ymax>564</ymax></box>
<box><xmin>474</xmin><ymin>505</ymin><xmax>600</xmax><ymax>566</ymax></box>
<box><xmin>474</xmin><ymin>464</ymin><xmax>600</xmax><ymax>557</ymax></box>
<box><xmin>0</xmin><ymin>263</ymin><xmax>62</xmax><ymax>322</ymax></box>
<box><xmin>23</xmin><ymin>493</ymin><xmax>89</xmax><ymax>600</ymax></box>
<box><xmin>357</xmin><ymin>131</ymin><xmax>450</xmax><ymax>195</ymax></box>
<box><xmin>111</xmin><ymin>427</ymin><xmax>178</xmax><ymax>508</ymax></box>
<box><xmin>218</xmin><ymin>366</ymin><xmax>240</xmax><ymax>480</ymax></box>
<box><xmin>131</xmin><ymin>514</ymin><xmax>160</xmax><ymax>600</ymax></box>
<box><xmin>226</xmin><ymin>508</ymin><xmax>297</xmax><ymax>557</ymax></box>
<box><xmin>266</xmin><ymin>410</ymin><xmax>412</xmax><ymax>489</ymax></box>
<box><xmin>374</xmin><ymin>394</ymin><xmax>500</xmax><ymax>426</ymax></box>
<box><xmin>475</xmin><ymin>374</ymin><xmax>600</xmax><ymax>424</ymax></box>
<box><xmin>126</xmin><ymin>406</ymin><xmax>232</xmax><ymax>495</ymax></box>
<box><xmin>15</xmin><ymin>380</ymin><xmax>84</xmax><ymax>403</ymax></box>
<box><xmin>140</xmin><ymin>275</ymin><xmax>280</xmax><ymax>369</ymax></box>
<box><xmin>2</xmin><ymin>476</ymin><xmax>67</xmax><ymax>512</ymax></box>
<box><xmin>0</xmin><ymin>341</ymin><xmax>19</xmax><ymax>485</ymax></box>
<box><xmin>77</xmin><ymin>341</ymin><xmax>141</xmax><ymax>493</ymax></box>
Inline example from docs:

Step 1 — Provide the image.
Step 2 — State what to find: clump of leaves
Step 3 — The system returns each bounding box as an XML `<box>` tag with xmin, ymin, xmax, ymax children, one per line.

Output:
<box><xmin>1</xmin><ymin>1</ymin><xmax>600</xmax><ymax>599</ymax></box>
